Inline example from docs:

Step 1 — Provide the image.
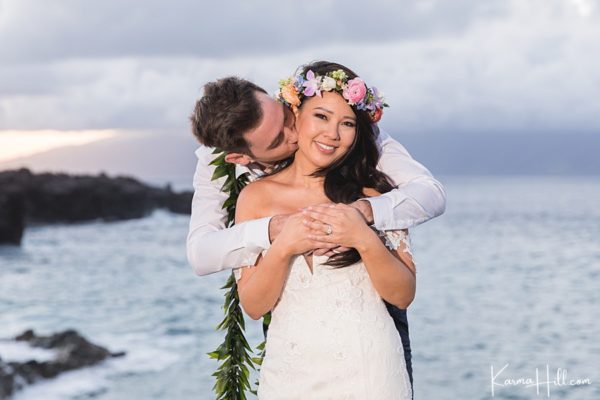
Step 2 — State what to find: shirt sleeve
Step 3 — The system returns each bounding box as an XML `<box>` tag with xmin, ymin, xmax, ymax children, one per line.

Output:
<box><xmin>364</xmin><ymin>129</ymin><xmax>447</xmax><ymax>231</ymax></box>
<box><xmin>186</xmin><ymin>146</ymin><xmax>272</xmax><ymax>276</ymax></box>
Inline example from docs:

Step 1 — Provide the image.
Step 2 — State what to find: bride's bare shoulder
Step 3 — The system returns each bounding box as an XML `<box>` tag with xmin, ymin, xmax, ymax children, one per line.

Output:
<box><xmin>362</xmin><ymin>187</ymin><xmax>382</xmax><ymax>197</ymax></box>
<box><xmin>238</xmin><ymin>179</ymin><xmax>270</xmax><ymax>202</ymax></box>
<box><xmin>235</xmin><ymin>177</ymin><xmax>288</xmax><ymax>222</ymax></box>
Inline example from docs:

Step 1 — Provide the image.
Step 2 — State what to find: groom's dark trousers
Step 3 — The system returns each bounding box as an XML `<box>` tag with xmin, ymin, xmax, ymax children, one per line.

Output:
<box><xmin>384</xmin><ymin>302</ymin><xmax>413</xmax><ymax>388</ymax></box>
<box><xmin>262</xmin><ymin>303</ymin><xmax>413</xmax><ymax>390</ymax></box>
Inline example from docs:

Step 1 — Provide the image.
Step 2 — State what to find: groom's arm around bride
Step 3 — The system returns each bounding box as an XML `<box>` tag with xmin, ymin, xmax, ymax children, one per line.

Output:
<box><xmin>186</xmin><ymin>83</ymin><xmax>446</xmax><ymax>277</ymax></box>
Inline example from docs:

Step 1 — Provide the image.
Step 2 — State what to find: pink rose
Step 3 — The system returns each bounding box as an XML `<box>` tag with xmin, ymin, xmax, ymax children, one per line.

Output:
<box><xmin>342</xmin><ymin>78</ymin><xmax>367</xmax><ymax>105</ymax></box>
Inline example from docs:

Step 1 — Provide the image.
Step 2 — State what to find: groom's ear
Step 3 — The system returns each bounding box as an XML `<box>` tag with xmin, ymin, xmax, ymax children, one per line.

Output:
<box><xmin>224</xmin><ymin>152</ymin><xmax>253</xmax><ymax>166</ymax></box>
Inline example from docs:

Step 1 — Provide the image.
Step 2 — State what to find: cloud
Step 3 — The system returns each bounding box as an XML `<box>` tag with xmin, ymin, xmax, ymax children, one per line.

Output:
<box><xmin>0</xmin><ymin>0</ymin><xmax>598</xmax><ymax>135</ymax></box>
<box><xmin>0</xmin><ymin>0</ymin><xmax>506</xmax><ymax>63</ymax></box>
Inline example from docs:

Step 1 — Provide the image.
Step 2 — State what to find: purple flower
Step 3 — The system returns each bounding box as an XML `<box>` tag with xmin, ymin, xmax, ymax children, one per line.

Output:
<box><xmin>294</xmin><ymin>75</ymin><xmax>306</xmax><ymax>91</ymax></box>
<box><xmin>370</xmin><ymin>87</ymin><xmax>384</xmax><ymax>109</ymax></box>
<box><xmin>302</xmin><ymin>70</ymin><xmax>321</xmax><ymax>97</ymax></box>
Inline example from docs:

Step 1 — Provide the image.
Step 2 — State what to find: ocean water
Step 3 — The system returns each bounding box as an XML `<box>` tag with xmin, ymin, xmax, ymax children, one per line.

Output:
<box><xmin>1</xmin><ymin>176</ymin><xmax>599</xmax><ymax>400</ymax></box>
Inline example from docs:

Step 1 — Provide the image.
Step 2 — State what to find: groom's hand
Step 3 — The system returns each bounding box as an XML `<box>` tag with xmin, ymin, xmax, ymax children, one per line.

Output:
<box><xmin>303</xmin><ymin>200</ymin><xmax>374</xmax><ymax>230</ymax></box>
<box><xmin>268</xmin><ymin>212</ymin><xmax>342</xmax><ymax>255</ymax></box>
<box><xmin>302</xmin><ymin>202</ymin><xmax>355</xmax><ymax>256</ymax></box>
<box><xmin>350</xmin><ymin>199</ymin><xmax>374</xmax><ymax>225</ymax></box>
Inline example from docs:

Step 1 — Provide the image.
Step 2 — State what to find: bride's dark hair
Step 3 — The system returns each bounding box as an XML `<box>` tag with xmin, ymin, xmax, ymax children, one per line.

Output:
<box><xmin>296</xmin><ymin>61</ymin><xmax>396</xmax><ymax>268</ymax></box>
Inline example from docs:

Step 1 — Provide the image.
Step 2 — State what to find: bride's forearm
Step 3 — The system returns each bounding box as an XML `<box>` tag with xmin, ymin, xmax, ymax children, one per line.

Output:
<box><xmin>237</xmin><ymin>243</ymin><xmax>293</xmax><ymax>320</ymax></box>
<box><xmin>356</xmin><ymin>230</ymin><xmax>416</xmax><ymax>309</ymax></box>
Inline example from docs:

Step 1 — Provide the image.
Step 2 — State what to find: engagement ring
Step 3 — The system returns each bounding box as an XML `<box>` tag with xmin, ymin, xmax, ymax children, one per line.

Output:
<box><xmin>325</xmin><ymin>224</ymin><xmax>333</xmax><ymax>235</ymax></box>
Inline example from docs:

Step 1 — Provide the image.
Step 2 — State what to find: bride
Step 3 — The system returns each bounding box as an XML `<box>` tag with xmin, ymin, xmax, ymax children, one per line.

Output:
<box><xmin>234</xmin><ymin>61</ymin><xmax>415</xmax><ymax>399</ymax></box>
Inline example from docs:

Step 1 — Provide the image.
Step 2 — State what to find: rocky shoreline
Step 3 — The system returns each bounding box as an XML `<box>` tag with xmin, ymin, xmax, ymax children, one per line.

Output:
<box><xmin>0</xmin><ymin>329</ymin><xmax>125</xmax><ymax>399</ymax></box>
<box><xmin>0</xmin><ymin>168</ymin><xmax>193</xmax><ymax>245</ymax></box>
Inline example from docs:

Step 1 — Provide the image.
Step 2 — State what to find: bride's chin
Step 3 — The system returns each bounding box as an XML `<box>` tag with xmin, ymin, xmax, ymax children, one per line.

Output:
<box><xmin>297</xmin><ymin>148</ymin><xmax>344</xmax><ymax>169</ymax></box>
<box><xmin>311</xmin><ymin>155</ymin><xmax>343</xmax><ymax>169</ymax></box>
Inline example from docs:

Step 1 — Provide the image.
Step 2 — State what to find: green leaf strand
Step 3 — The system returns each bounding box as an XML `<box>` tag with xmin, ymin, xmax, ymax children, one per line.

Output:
<box><xmin>208</xmin><ymin>150</ymin><xmax>270</xmax><ymax>399</ymax></box>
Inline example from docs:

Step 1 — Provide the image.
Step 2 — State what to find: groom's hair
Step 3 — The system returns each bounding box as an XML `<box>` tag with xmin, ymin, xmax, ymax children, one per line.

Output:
<box><xmin>190</xmin><ymin>77</ymin><xmax>267</xmax><ymax>154</ymax></box>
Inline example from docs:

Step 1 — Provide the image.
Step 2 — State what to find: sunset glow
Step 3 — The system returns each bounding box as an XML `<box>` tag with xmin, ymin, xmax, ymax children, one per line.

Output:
<box><xmin>0</xmin><ymin>130</ymin><xmax>117</xmax><ymax>163</ymax></box>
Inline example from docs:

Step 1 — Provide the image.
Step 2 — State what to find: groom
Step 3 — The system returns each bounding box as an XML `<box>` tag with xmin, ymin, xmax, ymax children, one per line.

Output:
<box><xmin>187</xmin><ymin>75</ymin><xmax>446</xmax><ymax>386</ymax></box>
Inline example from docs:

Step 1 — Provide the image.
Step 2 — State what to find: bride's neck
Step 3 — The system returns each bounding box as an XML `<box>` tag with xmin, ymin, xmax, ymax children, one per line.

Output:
<box><xmin>287</xmin><ymin>153</ymin><xmax>324</xmax><ymax>189</ymax></box>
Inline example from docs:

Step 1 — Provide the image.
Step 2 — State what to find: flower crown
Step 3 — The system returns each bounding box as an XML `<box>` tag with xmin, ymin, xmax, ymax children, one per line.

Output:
<box><xmin>275</xmin><ymin>69</ymin><xmax>388</xmax><ymax>123</ymax></box>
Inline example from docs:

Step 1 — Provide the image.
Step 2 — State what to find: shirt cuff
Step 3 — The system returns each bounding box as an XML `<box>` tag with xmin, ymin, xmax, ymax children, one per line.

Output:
<box><xmin>363</xmin><ymin>195</ymin><xmax>395</xmax><ymax>231</ymax></box>
<box><xmin>240</xmin><ymin>216</ymin><xmax>272</xmax><ymax>264</ymax></box>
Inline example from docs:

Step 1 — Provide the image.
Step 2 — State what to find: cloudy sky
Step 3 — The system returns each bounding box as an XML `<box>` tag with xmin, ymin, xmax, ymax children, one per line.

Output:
<box><xmin>0</xmin><ymin>0</ymin><xmax>599</xmax><ymax>176</ymax></box>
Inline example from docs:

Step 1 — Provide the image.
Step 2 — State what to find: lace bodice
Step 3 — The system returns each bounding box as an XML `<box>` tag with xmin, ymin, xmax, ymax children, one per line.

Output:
<box><xmin>236</xmin><ymin>230</ymin><xmax>413</xmax><ymax>400</ymax></box>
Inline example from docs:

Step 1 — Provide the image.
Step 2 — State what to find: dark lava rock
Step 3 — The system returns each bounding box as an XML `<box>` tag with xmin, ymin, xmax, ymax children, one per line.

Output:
<box><xmin>0</xmin><ymin>190</ymin><xmax>26</xmax><ymax>245</ymax></box>
<box><xmin>0</xmin><ymin>329</ymin><xmax>125</xmax><ymax>399</ymax></box>
<box><xmin>0</xmin><ymin>168</ymin><xmax>192</xmax><ymax>245</ymax></box>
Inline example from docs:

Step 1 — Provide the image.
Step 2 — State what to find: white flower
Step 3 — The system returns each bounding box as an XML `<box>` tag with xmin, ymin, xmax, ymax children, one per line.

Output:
<box><xmin>321</xmin><ymin>76</ymin><xmax>337</xmax><ymax>92</ymax></box>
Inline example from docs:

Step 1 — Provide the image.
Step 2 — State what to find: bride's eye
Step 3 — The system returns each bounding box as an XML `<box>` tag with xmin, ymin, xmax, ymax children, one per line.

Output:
<box><xmin>314</xmin><ymin>113</ymin><xmax>328</xmax><ymax>121</ymax></box>
<box><xmin>342</xmin><ymin>121</ymin><xmax>356</xmax><ymax>128</ymax></box>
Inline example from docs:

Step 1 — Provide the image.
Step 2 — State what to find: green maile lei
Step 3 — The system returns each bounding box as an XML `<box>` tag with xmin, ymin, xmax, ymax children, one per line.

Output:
<box><xmin>207</xmin><ymin>148</ymin><xmax>271</xmax><ymax>399</ymax></box>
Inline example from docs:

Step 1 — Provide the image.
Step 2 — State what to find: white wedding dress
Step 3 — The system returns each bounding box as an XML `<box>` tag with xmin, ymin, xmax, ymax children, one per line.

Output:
<box><xmin>235</xmin><ymin>231</ymin><xmax>413</xmax><ymax>400</ymax></box>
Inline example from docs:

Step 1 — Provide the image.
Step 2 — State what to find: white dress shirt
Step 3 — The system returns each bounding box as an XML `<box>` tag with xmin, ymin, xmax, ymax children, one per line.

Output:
<box><xmin>186</xmin><ymin>129</ymin><xmax>446</xmax><ymax>276</ymax></box>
